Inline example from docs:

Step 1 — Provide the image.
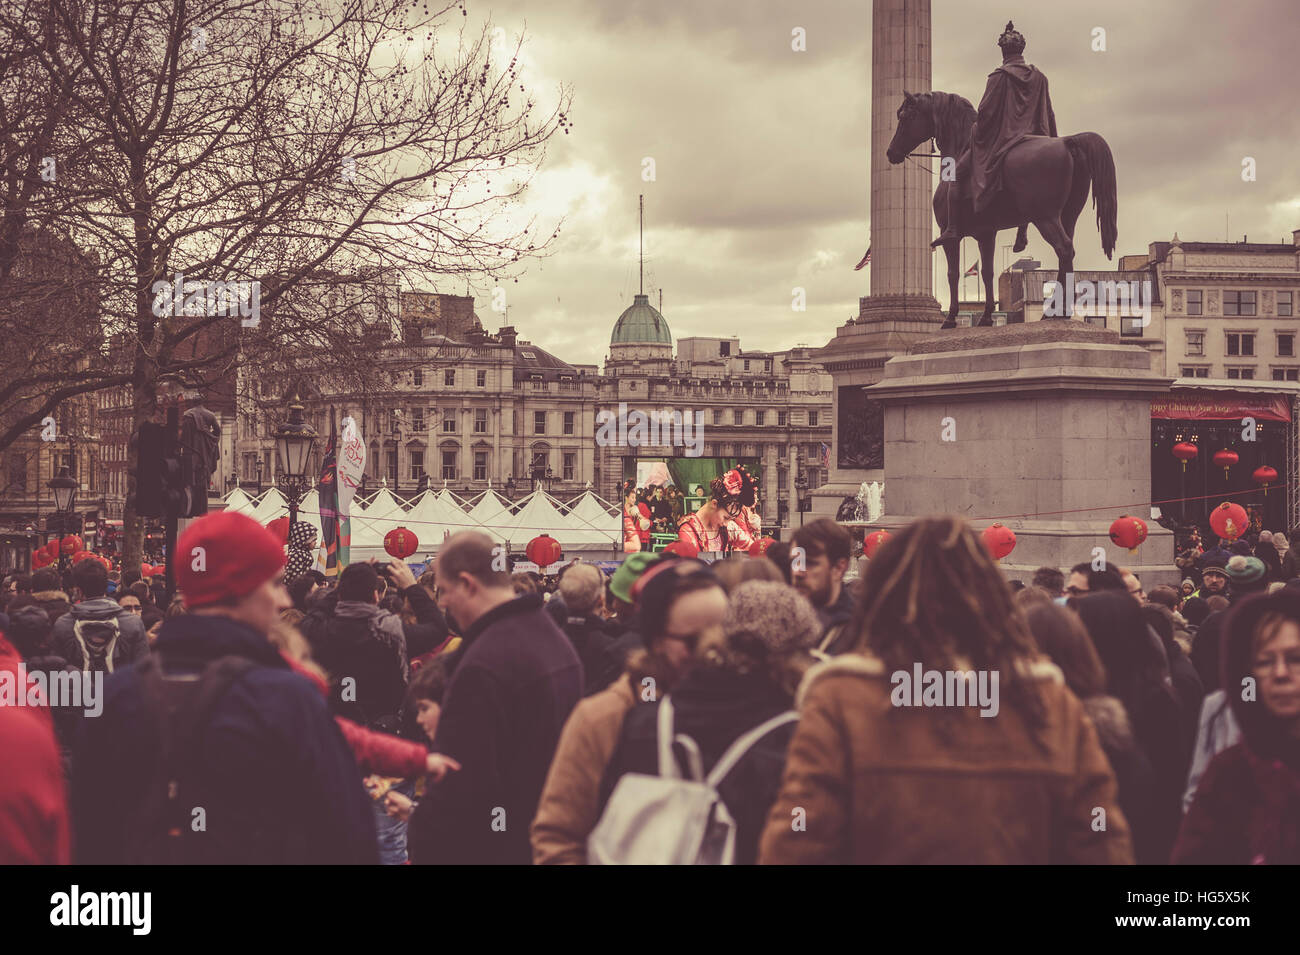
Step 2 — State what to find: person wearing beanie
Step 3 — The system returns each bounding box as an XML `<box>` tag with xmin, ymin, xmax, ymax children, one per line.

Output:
<box><xmin>71</xmin><ymin>511</ymin><xmax>379</xmax><ymax>864</ymax></box>
<box><xmin>531</xmin><ymin>559</ymin><xmax>724</xmax><ymax>864</ymax></box>
<box><xmin>599</xmin><ymin>580</ymin><xmax>819</xmax><ymax>864</ymax></box>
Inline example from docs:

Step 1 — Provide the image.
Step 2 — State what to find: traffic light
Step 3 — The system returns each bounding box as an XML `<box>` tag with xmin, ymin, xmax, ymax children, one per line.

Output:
<box><xmin>134</xmin><ymin>421</ymin><xmax>183</xmax><ymax>518</ymax></box>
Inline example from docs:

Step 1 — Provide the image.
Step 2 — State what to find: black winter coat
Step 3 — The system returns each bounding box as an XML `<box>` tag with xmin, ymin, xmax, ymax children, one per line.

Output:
<box><xmin>561</xmin><ymin>613</ymin><xmax>619</xmax><ymax>696</ymax></box>
<box><xmin>601</xmin><ymin>665</ymin><xmax>797</xmax><ymax>865</ymax></box>
<box><xmin>407</xmin><ymin>593</ymin><xmax>581</xmax><ymax>865</ymax></box>
<box><xmin>71</xmin><ymin>614</ymin><xmax>378</xmax><ymax>864</ymax></box>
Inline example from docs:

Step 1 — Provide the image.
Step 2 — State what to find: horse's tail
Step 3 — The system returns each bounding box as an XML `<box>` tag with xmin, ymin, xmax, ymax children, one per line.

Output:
<box><xmin>1066</xmin><ymin>132</ymin><xmax>1117</xmax><ymax>259</ymax></box>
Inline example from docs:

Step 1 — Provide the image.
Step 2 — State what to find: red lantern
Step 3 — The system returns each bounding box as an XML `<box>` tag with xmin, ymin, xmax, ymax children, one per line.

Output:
<box><xmin>1212</xmin><ymin>449</ymin><xmax>1238</xmax><ymax>479</ymax></box>
<box><xmin>982</xmin><ymin>523</ymin><xmax>1017</xmax><ymax>560</ymax></box>
<box><xmin>1171</xmin><ymin>442</ymin><xmax>1198</xmax><ymax>472</ymax></box>
<box><xmin>60</xmin><ymin>534</ymin><xmax>83</xmax><ymax>556</ymax></box>
<box><xmin>1253</xmin><ymin>465</ymin><xmax>1278</xmax><ymax>497</ymax></box>
<box><xmin>863</xmin><ymin>529</ymin><xmax>892</xmax><ymax>559</ymax></box>
<box><xmin>1209</xmin><ymin>502</ymin><xmax>1249</xmax><ymax>542</ymax></box>
<box><xmin>266</xmin><ymin>516</ymin><xmax>291</xmax><ymax>543</ymax></box>
<box><xmin>525</xmin><ymin>534</ymin><xmax>563</xmax><ymax>568</ymax></box>
<box><xmin>747</xmin><ymin>537</ymin><xmax>776</xmax><ymax>557</ymax></box>
<box><xmin>31</xmin><ymin>549</ymin><xmax>50</xmax><ymax>569</ymax></box>
<box><xmin>384</xmin><ymin>527</ymin><xmax>419</xmax><ymax>560</ymax></box>
<box><xmin>1108</xmin><ymin>515</ymin><xmax>1148</xmax><ymax>553</ymax></box>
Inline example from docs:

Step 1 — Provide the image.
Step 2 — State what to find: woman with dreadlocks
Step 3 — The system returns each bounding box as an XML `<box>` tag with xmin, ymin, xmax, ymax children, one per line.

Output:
<box><xmin>758</xmin><ymin>516</ymin><xmax>1134</xmax><ymax>864</ymax></box>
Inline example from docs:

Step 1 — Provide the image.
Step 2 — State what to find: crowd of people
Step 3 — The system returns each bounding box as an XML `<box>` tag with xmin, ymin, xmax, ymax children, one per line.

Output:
<box><xmin>1</xmin><ymin>504</ymin><xmax>1298</xmax><ymax>865</ymax></box>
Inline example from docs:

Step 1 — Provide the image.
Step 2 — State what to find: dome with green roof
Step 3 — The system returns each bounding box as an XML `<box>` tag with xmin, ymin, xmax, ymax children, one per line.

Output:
<box><xmin>611</xmin><ymin>294</ymin><xmax>672</xmax><ymax>346</ymax></box>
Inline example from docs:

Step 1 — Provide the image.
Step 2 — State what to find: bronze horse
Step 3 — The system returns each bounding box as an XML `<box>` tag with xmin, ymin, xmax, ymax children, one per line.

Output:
<box><xmin>887</xmin><ymin>91</ymin><xmax>1117</xmax><ymax>328</ymax></box>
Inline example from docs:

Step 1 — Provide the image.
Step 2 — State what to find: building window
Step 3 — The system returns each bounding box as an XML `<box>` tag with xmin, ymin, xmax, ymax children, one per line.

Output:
<box><xmin>386</xmin><ymin>449</ymin><xmax>398</xmax><ymax>483</ymax></box>
<box><xmin>531</xmin><ymin>450</ymin><xmax>548</xmax><ymax>474</ymax></box>
<box><xmin>441</xmin><ymin>449</ymin><xmax>457</xmax><ymax>480</ymax></box>
<box><xmin>473</xmin><ymin>451</ymin><xmax>487</xmax><ymax>481</ymax></box>
<box><xmin>1272</xmin><ymin>368</ymin><xmax>1300</xmax><ymax>381</ymax></box>
<box><xmin>1186</xmin><ymin>289</ymin><xmax>1202</xmax><ymax>315</ymax></box>
<box><xmin>755</xmin><ymin>410</ymin><xmax>765</xmax><ymax>426</ymax></box>
<box><xmin>778</xmin><ymin>469</ymin><xmax>788</xmax><ymax>492</ymax></box>
<box><xmin>733</xmin><ymin>409</ymin><xmax>744</xmax><ymax>425</ymax></box>
<box><xmin>777</xmin><ymin>410</ymin><xmax>788</xmax><ymax>427</ymax></box>
<box><xmin>474</xmin><ymin>408</ymin><xmax>488</xmax><ymax>434</ymax></box>
<box><xmin>713</xmin><ymin>410</ymin><xmax>723</xmax><ymax>425</ymax></box>
<box><xmin>444</xmin><ymin>369</ymin><xmax>456</xmax><ymax>386</ymax></box>
<box><xmin>1279</xmin><ymin>291</ymin><xmax>1294</xmax><ymax>318</ymax></box>
<box><xmin>1226</xmin><ymin>367</ymin><xmax>1256</xmax><ymax>380</ymax></box>
<box><xmin>1226</xmin><ymin>332</ymin><xmax>1255</xmax><ymax>356</ymax></box>
<box><xmin>8</xmin><ymin>456</ymin><xmax>26</xmax><ymax>491</ymax></box>
<box><xmin>442</xmin><ymin>409</ymin><xmax>457</xmax><ymax>433</ymax></box>
<box><xmin>743</xmin><ymin>359</ymin><xmax>750</xmax><ymax>371</ymax></box>
<box><xmin>412</xmin><ymin>408</ymin><xmax>424</xmax><ymax>432</ymax></box>
<box><xmin>765</xmin><ymin>359</ymin><xmax>772</xmax><ymax>373</ymax></box>
<box><xmin>1120</xmin><ymin>316</ymin><xmax>1145</xmax><ymax>338</ymax></box>
<box><xmin>1083</xmin><ymin>315</ymin><xmax>1106</xmax><ymax>328</ymax></box>
<box><xmin>476</xmin><ymin>369</ymin><xmax>487</xmax><ymax>387</ymax></box>
<box><xmin>389</xmin><ymin>410</ymin><xmax>400</xmax><ymax>434</ymax></box>
<box><xmin>809</xmin><ymin>411</ymin><xmax>819</xmax><ymax>427</ymax></box>
<box><xmin>564</xmin><ymin>411</ymin><xmax>575</xmax><ymax>435</ymax></box>
<box><xmin>409</xmin><ymin>450</ymin><xmax>424</xmax><ymax>481</ymax></box>
<box><xmin>1180</xmin><ymin>366</ymin><xmax>1211</xmax><ymax>378</ymax></box>
<box><xmin>563</xmin><ymin>452</ymin><xmax>575</xmax><ymax>481</ymax></box>
<box><xmin>1279</xmin><ymin>334</ymin><xmax>1294</xmax><ymax>358</ymax></box>
<box><xmin>720</xmin><ymin>342</ymin><xmax>731</xmax><ymax>356</ymax></box>
<box><xmin>534</xmin><ymin>411</ymin><xmax>546</xmax><ymax>435</ymax></box>
<box><xmin>1224</xmin><ymin>291</ymin><xmax>1256</xmax><ymax>316</ymax></box>
<box><xmin>413</xmin><ymin>368</ymin><xmax>423</xmax><ymax>387</ymax></box>
<box><xmin>1185</xmin><ymin>332</ymin><xmax>1204</xmax><ymax>356</ymax></box>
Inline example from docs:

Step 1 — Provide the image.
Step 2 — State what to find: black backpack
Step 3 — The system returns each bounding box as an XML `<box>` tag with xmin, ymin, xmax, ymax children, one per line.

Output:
<box><xmin>123</xmin><ymin>653</ymin><xmax>255</xmax><ymax>865</ymax></box>
<box><xmin>299</xmin><ymin>610</ymin><xmax>405</xmax><ymax>732</ymax></box>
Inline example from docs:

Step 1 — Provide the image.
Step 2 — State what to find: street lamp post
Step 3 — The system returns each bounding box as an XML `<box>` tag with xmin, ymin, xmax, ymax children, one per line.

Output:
<box><xmin>794</xmin><ymin>474</ymin><xmax>808</xmax><ymax>530</ymax></box>
<box><xmin>255</xmin><ymin>459</ymin><xmax>264</xmax><ymax>496</ymax></box>
<box><xmin>47</xmin><ymin>467</ymin><xmax>79</xmax><ymax>576</ymax></box>
<box><xmin>272</xmin><ymin>391</ymin><xmax>318</xmax><ymax>527</ymax></box>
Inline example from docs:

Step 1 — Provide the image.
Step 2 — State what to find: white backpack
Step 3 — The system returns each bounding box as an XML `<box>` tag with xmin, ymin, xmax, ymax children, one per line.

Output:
<box><xmin>587</xmin><ymin>696</ymin><xmax>797</xmax><ymax>865</ymax></box>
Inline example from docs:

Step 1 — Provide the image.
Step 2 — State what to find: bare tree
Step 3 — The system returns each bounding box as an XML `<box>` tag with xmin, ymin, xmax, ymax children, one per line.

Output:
<box><xmin>0</xmin><ymin>0</ymin><xmax>570</xmax><ymax>569</ymax></box>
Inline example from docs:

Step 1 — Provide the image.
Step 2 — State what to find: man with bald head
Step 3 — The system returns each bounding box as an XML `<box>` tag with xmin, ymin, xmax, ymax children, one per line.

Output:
<box><xmin>557</xmin><ymin>563</ymin><xmax>620</xmax><ymax>696</ymax></box>
<box><xmin>408</xmin><ymin>531</ymin><xmax>581</xmax><ymax>865</ymax></box>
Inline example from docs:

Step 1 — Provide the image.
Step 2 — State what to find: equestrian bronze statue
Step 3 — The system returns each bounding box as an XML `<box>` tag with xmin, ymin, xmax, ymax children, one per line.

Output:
<box><xmin>886</xmin><ymin>22</ymin><xmax>1117</xmax><ymax>328</ymax></box>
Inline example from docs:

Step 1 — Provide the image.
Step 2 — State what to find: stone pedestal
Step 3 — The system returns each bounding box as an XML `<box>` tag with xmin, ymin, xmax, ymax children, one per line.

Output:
<box><xmin>866</xmin><ymin>322</ymin><xmax>1178</xmax><ymax>585</ymax></box>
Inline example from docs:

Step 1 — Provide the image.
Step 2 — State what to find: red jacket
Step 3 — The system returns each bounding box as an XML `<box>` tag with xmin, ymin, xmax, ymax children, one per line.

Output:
<box><xmin>0</xmin><ymin>635</ymin><xmax>69</xmax><ymax>864</ymax></box>
<box><xmin>280</xmin><ymin>652</ymin><xmax>428</xmax><ymax>779</ymax></box>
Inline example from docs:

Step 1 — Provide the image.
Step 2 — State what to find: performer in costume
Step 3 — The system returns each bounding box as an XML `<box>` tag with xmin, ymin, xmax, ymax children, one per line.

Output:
<box><xmin>677</xmin><ymin>468</ymin><xmax>758</xmax><ymax>555</ymax></box>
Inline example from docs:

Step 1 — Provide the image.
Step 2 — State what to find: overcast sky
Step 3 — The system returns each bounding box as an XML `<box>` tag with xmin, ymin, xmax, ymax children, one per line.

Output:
<box><xmin>458</xmin><ymin>0</ymin><xmax>1300</xmax><ymax>367</ymax></box>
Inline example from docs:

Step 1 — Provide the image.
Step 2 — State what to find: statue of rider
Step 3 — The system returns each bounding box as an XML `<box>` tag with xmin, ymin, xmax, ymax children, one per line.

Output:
<box><xmin>931</xmin><ymin>21</ymin><xmax>1056</xmax><ymax>251</ymax></box>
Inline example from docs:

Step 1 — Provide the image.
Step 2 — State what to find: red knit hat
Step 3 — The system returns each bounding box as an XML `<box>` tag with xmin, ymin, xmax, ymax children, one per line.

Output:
<box><xmin>176</xmin><ymin>511</ymin><xmax>286</xmax><ymax>608</ymax></box>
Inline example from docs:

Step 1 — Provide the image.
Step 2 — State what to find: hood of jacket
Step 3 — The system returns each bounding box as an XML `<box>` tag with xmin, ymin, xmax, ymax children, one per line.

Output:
<box><xmin>1222</xmin><ymin>590</ymin><xmax>1300</xmax><ymax>765</ymax></box>
<box><xmin>33</xmin><ymin>589</ymin><xmax>70</xmax><ymax>607</ymax></box>
<box><xmin>68</xmin><ymin>597</ymin><xmax>131</xmax><ymax>622</ymax></box>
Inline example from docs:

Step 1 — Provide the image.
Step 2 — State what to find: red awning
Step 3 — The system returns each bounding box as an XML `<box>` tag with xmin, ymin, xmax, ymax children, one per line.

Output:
<box><xmin>1150</xmin><ymin>392</ymin><xmax>1291</xmax><ymax>422</ymax></box>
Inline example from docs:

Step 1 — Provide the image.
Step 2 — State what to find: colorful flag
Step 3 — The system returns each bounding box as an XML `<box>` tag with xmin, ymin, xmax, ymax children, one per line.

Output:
<box><xmin>854</xmin><ymin>247</ymin><xmax>871</xmax><ymax>271</ymax></box>
<box><xmin>337</xmin><ymin>414</ymin><xmax>365</xmax><ymax>570</ymax></box>
<box><xmin>964</xmin><ymin>260</ymin><xmax>979</xmax><ymax>277</ymax></box>
<box><xmin>820</xmin><ymin>442</ymin><xmax>830</xmax><ymax>470</ymax></box>
<box><xmin>317</xmin><ymin>407</ymin><xmax>340</xmax><ymax>578</ymax></box>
